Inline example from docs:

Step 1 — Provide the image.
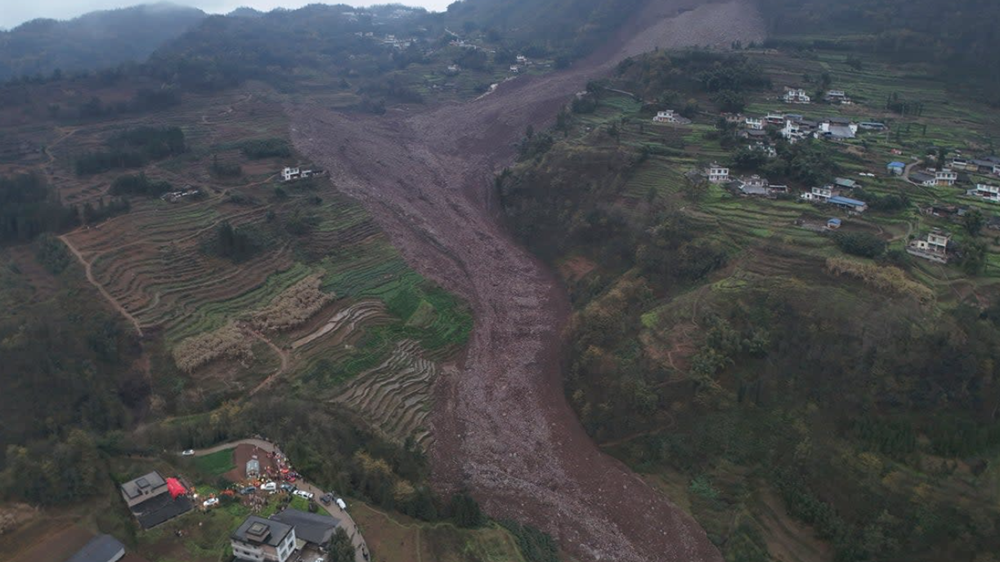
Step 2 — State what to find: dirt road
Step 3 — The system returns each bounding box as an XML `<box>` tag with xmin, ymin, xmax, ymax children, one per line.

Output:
<box><xmin>290</xmin><ymin>2</ymin><xmax>764</xmax><ymax>561</ymax></box>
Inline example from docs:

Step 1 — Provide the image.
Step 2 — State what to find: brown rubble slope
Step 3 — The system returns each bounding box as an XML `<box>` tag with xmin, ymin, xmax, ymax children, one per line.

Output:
<box><xmin>289</xmin><ymin>1</ymin><xmax>764</xmax><ymax>560</ymax></box>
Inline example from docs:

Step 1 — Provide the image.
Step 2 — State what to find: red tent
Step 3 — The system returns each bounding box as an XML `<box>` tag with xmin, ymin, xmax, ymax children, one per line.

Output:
<box><xmin>166</xmin><ymin>478</ymin><xmax>187</xmax><ymax>499</ymax></box>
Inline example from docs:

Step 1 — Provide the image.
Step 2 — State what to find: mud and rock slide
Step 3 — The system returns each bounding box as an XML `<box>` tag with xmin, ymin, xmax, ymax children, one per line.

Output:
<box><xmin>290</xmin><ymin>1</ymin><xmax>764</xmax><ymax>560</ymax></box>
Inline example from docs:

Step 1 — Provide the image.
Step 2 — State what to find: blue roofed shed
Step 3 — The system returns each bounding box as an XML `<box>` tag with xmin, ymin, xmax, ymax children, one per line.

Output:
<box><xmin>887</xmin><ymin>161</ymin><xmax>906</xmax><ymax>175</ymax></box>
<box><xmin>827</xmin><ymin>218</ymin><xmax>842</xmax><ymax>229</ymax></box>
<box><xmin>829</xmin><ymin>196</ymin><xmax>868</xmax><ymax>212</ymax></box>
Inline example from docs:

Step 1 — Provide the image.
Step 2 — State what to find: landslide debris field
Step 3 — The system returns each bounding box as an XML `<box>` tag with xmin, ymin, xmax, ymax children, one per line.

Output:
<box><xmin>290</xmin><ymin>1</ymin><xmax>765</xmax><ymax>560</ymax></box>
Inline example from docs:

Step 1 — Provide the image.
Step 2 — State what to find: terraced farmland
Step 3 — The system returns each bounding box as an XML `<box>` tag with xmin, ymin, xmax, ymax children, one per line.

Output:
<box><xmin>46</xmin><ymin>88</ymin><xmax>472</xmax><ymax>445</ymax></box>
<box><xmin>334</xmin><ymin>339</ymin><xmax>441</xmax><ymax>447</ymax></box>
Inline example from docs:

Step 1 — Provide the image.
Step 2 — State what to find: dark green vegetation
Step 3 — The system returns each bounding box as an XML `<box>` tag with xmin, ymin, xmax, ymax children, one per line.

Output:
<box><xmin>500</xmin><ymin>45</ymin><xmax>1000</xmax><ymax>562</ymax></box>
<box><xmin>325</xmin><ymin>528</ymin><xmax>354</xmax><ymax>562</ymax></box>
<box><xmin>240</xmin><ymin>138</ymin><xmax>292</xmax><ymax>160</ymax></box>
<box><xmin>0</xmin><ymin>4</ymin><xmax>206</xmax><ymax>82</ymax></box>
<box><xmin>109</xmin><ymin>173</ymin><xmax>173</xmax><ymax>197</ymax></box>
<box><xmin>498</xmin><ymin>519</ymin><xmax>560</xmax><ymax>562</ymax></box>
<box><xmin>0</xmin><ymin>250</ymin><xmax>142</xmax><ymax>504</ymax></box>
<box><xmin>0</xmin><ymin>173</ymin><xmax>79</xmax><ymax>243</ymax></box>
<box><xmin>758</xmin><ymin>0</ymin><xmax>1000</xmax><ymax>104</ymax></box>
<box><xmin>446</xmin><ymin>0</ymin><xmax>635</xmax><ymax>63</ymax></box>
<box><xmin>210</xmin><ymin>221</ymin><xmax>261</xmax><ymax>263</ymax></box>
<box><xmin>75</xmin><ymin>126</ymin><xmax>186</xmax><ymax>175</ymax></box>
<box><xmin>147</xmin><ymin>4</ymin><xmax>435</xmax><ymax>94</ymax></box>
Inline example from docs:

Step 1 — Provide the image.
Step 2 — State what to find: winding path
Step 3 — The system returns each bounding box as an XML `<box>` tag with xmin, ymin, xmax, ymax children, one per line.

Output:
<box><xmin>288</xmin><ymin>1</ymin><xmax>765</xmax><ymax>561</ymax></box>
<box><xmin>248</xmin><ymin>330</ymin><xmax>291</xmax><ymax>396</ymax></box>
<box><xmin>59</xmin><ymin>233</ymin><xmax>145</xmax><ymax>337</ymax></box>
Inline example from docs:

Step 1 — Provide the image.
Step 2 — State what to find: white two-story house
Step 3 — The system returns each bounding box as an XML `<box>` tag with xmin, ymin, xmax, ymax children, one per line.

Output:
<box><xmin>968</xmin><ymin>183</ymin><xmax>1000</xmax><ymax>203</ymax></box>
<box><xmin>231</xmin><ymin>517</ymin><xmax>297</xmax><ymax>562</ymax></box>
<box><xmin>707</xmin><ymin>163</ymin><xmax>729</xmax><ymax>183</ymax></box>
<box><xmin>800</xmin><ymin>185</ymin><xmax>834</xmax><ymax>202</ymax></box>
<box><xmin>783</xmin><ymin>88</ymin><xmax>811</xmax><ymax>104</ymax></box>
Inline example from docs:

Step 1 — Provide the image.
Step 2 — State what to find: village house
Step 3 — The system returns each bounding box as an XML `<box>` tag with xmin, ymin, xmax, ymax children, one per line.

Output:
<box><xmin>65</xmin><ymin>534</ymin><xmax>126</xmax><ymax>562</ymax></box>
<box><xmin>887</xmin><ymin>161</ymin><xmax>906</xmax><ymax>176</ymax></box>
<box><xmin>232</xmin><ymin>517</ymin><xmax>297</xmax><ymax>562</ymax></box>
<box><xmin>859</xmin><ymin>122</ymin><xmax>887</xmax><ymax>132</ymax></box>
<box><xmin>936</xmin><ymin>168</ymin><xmax>958</xmax><ymax>186</ymax></box>
<box><xmin>969</xmin><ymin>157</ymin><xmax>1000</xmax><ymax>174</ymax></box>
<box><xmin>120</xmin><ymin>472</ymin><xmax>193</xmax><ymax>529</ymax></box>
<box><xmin>516</xmin><ymin>54</ymin><xmax>528</xmax><ymax>64</ymax></box>
<box><xmin>509</xmin><ymin>65</ymin><xmax>520</xmax><ymax>73</ymax></box>
<box><xmin>745</xmin><ymin>116</ymin><xmax>764</xmax><ymax>130</ymax></box>
<box><xmin>653</xmin><ymin>110</ymin><xmax>681</xmax><ymax>123</ymax></box>
<box><xmin>910</xmin><ymin>170</ymin><xmax>937</xmax><ymax>186</ymax></box>
<box><xmin>827</xmin><ymin>218</ymin><xmax>842</xmax><ymax>230</ymax></box>
<box><xmin>819</xmin><ymin>117</ymin><xmax>858</xmax><ymax>140</ymax></box>
<box><xmin>967</xmin><ymin>183</ymin><xmax>1000</xmax><ymax>203</ymax></box>
<box><xmin>781</xmin><ymin>118</ymin><xmax>815</xmax><ymax>143</ymax></box>
<box><xmin>707</xmin><ymin>163</ymin><xmax>730</xmax><ymax>183</ymax></box>
<box><xmin>733</xmin><ymin>175</ymin><xmax>787</xmax><ymax>197</ymax></box>
<box><xmin>910</xmin><ymin>168</ymin><xmax>957</xmax><ymax>187</ymax></box>
<box><xmin>824</xmin><ymin>90</ymin><xmax>852</xmax><ymax>104</ymax></box>
<box><xmin>833</xmin><ymin>177</ymin><xmax>858</xmax><ymax>190</ymax></box>
<box><xmin>922</xmin><ymin>204</ymin><xmax>964</xmax><ymax>219</ymax></box>
<box><xmin>829</xmin><ymin>195</ymin><xmax>868</xmax><ymax>213</ymax></box>
<box><xmin>269</xmin><ymin>508</ymin><xmax>342</xmax><ymax>550</ymax></box>
<box><xmin>907</xmin><ymin>229</ymin><xmax>951</xmax><ymax>264</ymax></box>
<box><xmin>282</xmin><ymin>167</ymin><xmax>321</xmax><ymax>182</ymax></box>
<box><xmin>801</xmin><ymin>185</ymin><xmax>834</xmax><ymax>202</ymax></box>
<box><xmin>740</xmin><ymin>128</ymin><xmax>769</xmax><ymax>141</ymax></box>
<box><xmin>722</xmin><ymin>112</ymin><xmax>744</xmax><ymax>125</ymax></box>
<box><xmin>783</xmin><ymin>87</ymin><xmax>811</xmax><ymax>104</ymax></box>
<box><xmin>161</xmin><ymin>188</ymin><xmax>200</xmax><ymax>203</ymax></box>
<box><xmin>120</xmin><ymin>472</ymin><xmax>169</xmax><ymax>509</ymax></box>
<box><xmin>765</xmin><ymin>113</ymin><xmax>786</xmax><ymax>126</ymax></box>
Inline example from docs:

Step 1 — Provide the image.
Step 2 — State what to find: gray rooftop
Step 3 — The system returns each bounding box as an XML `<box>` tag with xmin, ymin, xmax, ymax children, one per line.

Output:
<box><xmin>233</xmin><ymin>515</ymin><xmax>293</xmax><ymax>547</ymax></box>
<box><xmin>66</xmin><ymin>535</ymin><xmax>125</xmax><ymax>562</ymax></box>
<box><xmin>270</xmin><ymin>508</ymin><xmax>341</xmax><ymax>546</ymax></box>
<box><xmin>121</xmin><ymin>471</ymin><xmax>166</xmax><ymax>499</ymax></box>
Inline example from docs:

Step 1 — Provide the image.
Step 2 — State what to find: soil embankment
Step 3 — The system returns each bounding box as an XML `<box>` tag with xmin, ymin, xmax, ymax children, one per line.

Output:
<box><xmin>290</xmin><ymin>2</ymin><xmax>764</xmax><ymax>560</ymax></box>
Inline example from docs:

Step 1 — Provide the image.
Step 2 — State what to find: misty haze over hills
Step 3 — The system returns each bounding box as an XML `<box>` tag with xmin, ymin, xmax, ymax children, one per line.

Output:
<box><xmin>0</xmin><ymin>3</ymin><xmax>207</xmax><ymax>80</ymax></box>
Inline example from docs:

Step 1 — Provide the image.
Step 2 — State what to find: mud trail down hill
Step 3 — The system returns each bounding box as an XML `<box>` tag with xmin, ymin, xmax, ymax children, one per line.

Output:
<box><xmin>290</xmin><ymin>2</ymin><xmax>764</xmax><ymax>561</ymax></box>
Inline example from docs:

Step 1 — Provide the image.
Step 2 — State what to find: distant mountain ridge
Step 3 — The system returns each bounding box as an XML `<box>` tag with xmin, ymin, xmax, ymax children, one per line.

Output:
<box><xmin>0</xmin><ymin>3</ymin><xmax>206</xmax><ymax>81</ymax></box>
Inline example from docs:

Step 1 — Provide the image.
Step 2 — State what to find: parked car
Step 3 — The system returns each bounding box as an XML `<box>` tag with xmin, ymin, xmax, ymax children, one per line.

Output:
<box><xmin>319</xmin><ymin>493</ymin><xmax>332</xmax><ymax>505</ymax></box>
<box><xmin>181</xmin><ymin>449</ymin><xmax>195</xmax><ymax>456</ymax></box>
<box><xmin>238</xmin><ymin>486</ymin><xmax>256</xmax><ymax>495</ymax></box>
<box><xmin>336</xmin><ymin>498</ymin><xmax>347</xmax><ymax>510</ymax></box>
<box><xmin>202</xmin><ymin>497</ymin><xmax>219</xmax><ymax>508</ymax></box>
<box><xmin>279</xmin><ymin>483</ymin><xmax>295</xmax><ymax>492</ymax></box>
<box><xmin>293</xmin><ymin>489</ymin><xmax>314</xmax><ymax>500</ymax></box>
<box><xmin>260</xmin><ymin>482</ymin><xmax>277</xmax><ymax>492</ymax></box>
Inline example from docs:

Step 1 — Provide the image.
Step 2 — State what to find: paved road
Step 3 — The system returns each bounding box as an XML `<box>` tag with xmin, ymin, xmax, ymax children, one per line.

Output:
<box><xmin>192</xmin><ymin>439</ymin><xmax>369</xmax><ymax>562</ymax></box>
